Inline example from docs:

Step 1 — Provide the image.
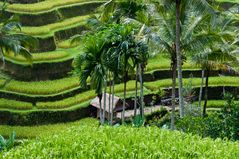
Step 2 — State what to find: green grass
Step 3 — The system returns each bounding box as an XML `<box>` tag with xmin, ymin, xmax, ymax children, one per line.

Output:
<box><xmin>216</xmin><ymin>0</ymin><xmax>239</xmax><ymax>4</ymax></box>
<box><xmin>56</xmin><ymin>37</ymin><xmax>80</xmax><ymax>49</ymax></box>
<box><xmin>0</xmin><ymin>98</ymin><xmax>32</xmax><ymax>110</ymax></box>
<box><xmin>0</xmin><ymin>80</ymin><xmax>141</xmax><ymax>111</ymax></box>
<box><xmin>5</xmin><ymin>46</ymin><xmax>83</xmax><ymax>65</ymax></box>
<box><xmin>146</xmin><ymin>54</ymin><xmax>199</xmax><ymax>72</ymax></box>
<box><xmin>1</xmin><ymin>75</ymin><xmax>239</xmax><ymax>97</ymax></box>
<box><xmin>0</xmin><ymin>77</ymin><xmax>80</xmax><ymax>95</ymax></box>
<box><xmin>0</xmin><ymin>118</ymin><xmax>98</xmax><ymax>139</ymax></box>
<box><xmin>1</xmin><ymin>118</ymin><xmax>239</xmax><ymax>158</ymax></box>
<box><xmin>193</xmin><ymin>100</ymin><xmax>226</xmax><ymax>108</ymax></box>
<box><xmin>21</xmin><ymin>15</ymin><xmax>89</xmax><ymax>37</ymax></box>
<box><xmin>144</xmin><ymin>76</ymin><xmax>239</xmax><ymax>91</ymax></box>
<box><xmin>5</xmin><ymin>50</ymin><xmax>70</xmax><ymax>62</ymax></box>
<box><xmin>2</xmin><ymin>0</ymin><xmax>106</xmax><ymax>14</ymax></box>
<box><xmin>36</xmin><ymin>90</ymin><xmax>95</xmax><ymax>109</ymax></box>
<box><xmin>193</xmin><ymin>100</ymin><xmax>239</xmax><ymax>108</ymax></box>
<box><xmin>35</xmin><ymin>80</ymin><xmax>140</xmax><ymax>109</ymax></box>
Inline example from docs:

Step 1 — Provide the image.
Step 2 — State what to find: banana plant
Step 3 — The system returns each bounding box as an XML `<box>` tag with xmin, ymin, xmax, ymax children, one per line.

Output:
<box><xmin>0</xmin><ymin>131</ymin><xmax>16</xmax><ymax>152</ymax></box>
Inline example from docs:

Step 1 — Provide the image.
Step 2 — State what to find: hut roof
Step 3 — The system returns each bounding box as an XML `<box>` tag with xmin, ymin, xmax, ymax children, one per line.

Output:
<box><xmin>90</xmin><ymin>93</ymin><xmax>120</xmax><ymax>112</ymax></box>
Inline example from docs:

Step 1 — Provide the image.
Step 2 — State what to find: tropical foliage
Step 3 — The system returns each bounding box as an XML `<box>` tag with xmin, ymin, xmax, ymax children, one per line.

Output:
<box><xmin>2</xmin><ymin>118</ymin><xmax>239</xmax><ymax>158</ymax></box>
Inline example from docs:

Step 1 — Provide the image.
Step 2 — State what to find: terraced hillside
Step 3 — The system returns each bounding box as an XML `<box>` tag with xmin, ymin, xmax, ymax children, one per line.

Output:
<box><xmin>0</xmin><ymin>0</ymin><xmax>238</xmax><ymax>125</ymax></box>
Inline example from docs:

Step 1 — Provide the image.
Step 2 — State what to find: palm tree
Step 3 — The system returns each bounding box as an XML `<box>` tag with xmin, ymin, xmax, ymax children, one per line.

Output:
<box><xmin>0</xmin><ymin>3</ymin><xmax>37</xmax><ymax>83</ymax></box>
<box><xmin>0</xmin><ymin>15</ymin><xmax>37</xmax><ymax>65</ymax></box>
<box><xmin>74</xmin><ymin>36</ymin><xmax>107</xmax><ymax>125</ymax></box>
<box><xmin>147</xmin><ymin>0</ymin><xmax>216</xmax><ymax>127</ymax></box>
<box><xmin>191</xmin><ymin>8</ymin><xmax>239</xmax><ymax>116</ymax></box>
<box><xmin>175</xmin><ymin>0</ymin><xmax>184</xmax><ymax>118</ymax></box>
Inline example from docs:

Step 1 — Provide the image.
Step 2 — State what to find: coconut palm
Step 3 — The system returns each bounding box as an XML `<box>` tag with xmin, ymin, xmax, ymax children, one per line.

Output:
<box><xmin>191</xmin><ymin>14</ymin><xmax>239</xmax><ymax>116</ymax></box>
<box><xmin>74</xmin><ymin>35</ymin><xmax>107</xmax><ymax>125</ymax></box>
<box><xmin>149</xmin><ymin>0</ymin><xmax>215</xmax><ymax>118</ymax></box>
<box><xmin>146</xmin><ymin>0</ymin><xmax>217</xmax><ymax>128</ymax></box>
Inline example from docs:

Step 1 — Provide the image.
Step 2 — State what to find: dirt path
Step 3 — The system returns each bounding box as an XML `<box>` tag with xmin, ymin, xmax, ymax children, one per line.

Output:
<box><xmin>116</xmin><ymin>105</ymin><xmax>175</xmax><ymax>118</ymax></box>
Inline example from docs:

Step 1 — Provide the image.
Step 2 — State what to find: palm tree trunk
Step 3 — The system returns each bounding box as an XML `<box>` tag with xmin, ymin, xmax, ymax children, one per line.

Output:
<box><xmin>176</xmin><ymin>0</ymin><xmax>184</xmax><ymax>118</ymax></box>
<box><xmin>122</xmin><ymin>72</ymin><xmax>127</xmax><ymax>124</ymax></box>
<box><xmin>171</xmin><ymin>62</ymin><xmax>177</xmax><ymax>130</ymax></box>
<box><xmin>108</xmin><ymin>73</ymin><xmax>112</xmax><ymax>121</ymax></box>
<box><xmin>134</xmin><ymin>65</ymin><xmax>139</xmax><ymax>117</ymax></box>
<box><xmin>111</xmin><ymin>74</ymin><xmax>115</xmax><ymax>126</ymax></box>
<box><xmin>139</xmin><ymin>64</ymin><xmax>144</xmax><ymax>118</ymax></box>
<box><xmin>203</xmin><ymin>69</ymin><xmax>209</xmax><ymax>117</ymax></box>
<box><xmin>98</xmin><ymin>94</ymin><xmax>103</xmax><ymax>125</ymax></box>
<box><xmin>103</xmin><ymin>83</ymin><xmax>107</xmax><ymax>124</ymax></box>
<box><xmin>198</xmin><ymin>70</ymin><xmax>205</xmax><ymax>109</ymax></box>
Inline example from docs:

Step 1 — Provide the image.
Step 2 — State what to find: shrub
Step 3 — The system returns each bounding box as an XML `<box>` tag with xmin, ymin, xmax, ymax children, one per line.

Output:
<box><xmin>145</xmin><ymin>108</ymin><xmax>170</xmax><ymax>127</ymax></box>
<box><xmin>177</xmin><ymin>94</ymin><xmax>239</xmax><ymax>140</ymax></box>
<box><xmin>219</xmin><ymin>93</ymin><xmax>239</xmax><ymax>140</ymax></box>
<box><xmin>176</xmin><ymin>114</ymin><xmax>222</xmax><ymax>139</ymax></box>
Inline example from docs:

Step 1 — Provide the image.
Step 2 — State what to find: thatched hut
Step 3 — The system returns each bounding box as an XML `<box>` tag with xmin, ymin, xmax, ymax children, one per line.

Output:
<box><xmin>90</xmin><ymin>93</ymin><xmax>126</xmax><ymax>120</ymax></box>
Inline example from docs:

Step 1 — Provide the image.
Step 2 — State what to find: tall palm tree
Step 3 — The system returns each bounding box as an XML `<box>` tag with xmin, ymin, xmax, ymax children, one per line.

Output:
<box><xmin>147</xmin><ymin>0</ymin><xmax>216</xmax><ymax>127</ymax></box>
<box><xmin>74</xmin><ymin>36</ymin><xmax>107</xmax><ymax>125</ymax></box>
<box><xmin>150</xmin><ymin>0</ymin><xmax>215</xmax><ymax>118</ymax></box>
<box><xmin>191</xmin><ymin>8</ymin><xmax>239</xmax><ymax>116</ymax></box>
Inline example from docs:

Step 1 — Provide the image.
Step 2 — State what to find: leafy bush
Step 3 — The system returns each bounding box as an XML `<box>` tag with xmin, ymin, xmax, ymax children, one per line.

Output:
<box><xmin>219</xmin><ymin>93</ymin><xmax>239</xmax><ymax>140</ymax></box>
<box><xmin>2</xmin><ymin>120</ymin><xmax>239</xmax><ymax>158</ymax></box>
<box><xmin>0</xmin><ymin>132</ymin><xmax>16</xmax><ymax>152</ymax></box>
<box><xmin>176</xmin><ymin>114</ymin><xmax>222</xmax><ymax>139</ymax></box>
<box><xmin>145</xmin><ymin>108</ymin><xmax>170</xmax><ymax>127</ymax></box>
<box><xmin>177</xmin><ymin>94</ymin><xmax>239</xmax><ymax>140</ymax></box>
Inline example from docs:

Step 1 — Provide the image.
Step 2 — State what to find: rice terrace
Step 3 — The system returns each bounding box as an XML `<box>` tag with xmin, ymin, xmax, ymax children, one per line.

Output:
<box><xmin>0</xmin><ymin>0</ymin><xmax>239</xmax><ymax>158</ymax></box>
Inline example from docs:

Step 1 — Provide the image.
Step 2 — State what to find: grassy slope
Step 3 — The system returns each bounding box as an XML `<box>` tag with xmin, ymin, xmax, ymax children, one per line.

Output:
<box><xmin>144</xmin><ymin>76</ymin><xmax>239</xmax><ymax>91</ymax></box>
<box><xmin>0</xmin><ymin>118</ymin><xmax>97</xmax><ymax>139</ymax></box>
<box><xmin>1</xmin><ymin>118</ymin><xmax>239</xmax><ymax>158</ymax></box>
<box><xmin>0</xmin><ymin>76</ymin><xmax>238</xmax><ymax>111</ymax></box>
<box><xmin>1</xmin><ymin>76</ymin><xmax>239</xmax><ymax>96</ymax></box>
<box><xmin>4</xmin><ymin>46</ymin><xmax>83</xmax><ymax>65</ymax></box>
<box><xmin>216</xmin><ymin>0</ymin><xmax>239</xmax><ymax>3</ymax></box>
<box><xmin>2</xmin><ymin>0</ymin><xmax>106</xmax><ymax>14</ymax></box>
<box><xmin>20</xmin><ymin>15</ymin><xmax>89</xmax><ymax>37</ymax></box>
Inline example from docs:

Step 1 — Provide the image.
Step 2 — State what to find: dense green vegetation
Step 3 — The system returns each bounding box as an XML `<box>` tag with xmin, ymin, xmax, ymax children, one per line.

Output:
<box><xmin>0</xmin><ymin>118</ymin><xmax>96</xmax><ymax>139</ymax></box>
<box><xmin>1</xmin><ymin>118</ymin><xmax>239</xmax><ymax>159</ymax></box>
<box><xmin>0</xmin><ymin>0</ymin><xmax>239</xmax><ymax>157</ymax></box>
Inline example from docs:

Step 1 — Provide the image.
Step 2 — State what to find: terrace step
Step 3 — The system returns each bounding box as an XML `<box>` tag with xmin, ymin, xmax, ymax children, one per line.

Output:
<box><xmin>1</xmin><ymin>58</ymin><xmax>74</xmax><ymax>81</ymax></box>
<box><xmin>2</xmin><ymin>0</ymin><xmax>106</xmax><ymax>14</ymax></box>
<box><xmin>0</xmin><ymin>0</ymin><xmax>45</xmax><ymax>4</ymax></box>
<box><xmin>0</xmin><ymin>77</ymin><xmax>238</xmax><ymax>104</ymax></box>
<box><xmin>20</xmin><ymin>15</ymin><xmax>89</xmax><ymax>37</ymax></box>
<box><xmin>6</xmin><ymin>2</ymin><xmax>103</xmax><ymax>26</ymax></box>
